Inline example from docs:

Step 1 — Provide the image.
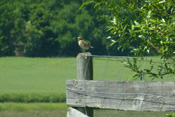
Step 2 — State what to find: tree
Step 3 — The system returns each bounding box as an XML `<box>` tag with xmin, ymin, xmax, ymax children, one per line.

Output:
<box><xmin>0</xmin><ymin>0</ymin><xmax>30</xmax><ymax>56</ymax></box>
<box><xmin>24</xmin><ymin>2</ymin><xmax>59</xmax><ymax>57</ymax></box>
<box><xmin>81</xmin><ymin>0</ymin><xmax>175</xmax><ymax>58</ymax></box>
<box><xmin>0</xmin><ymin>1</ymin><xmax>16</xmax><ymax>56</ymax></box>
<box><xmin>0</xmin><ymin>0</ymin><xmax>110</xmax><ymax>57</ymax></box>
<box><xmin>81</xmin><ymin>0</ymin><xmax>175</xmax><ymax>79</ymax></box>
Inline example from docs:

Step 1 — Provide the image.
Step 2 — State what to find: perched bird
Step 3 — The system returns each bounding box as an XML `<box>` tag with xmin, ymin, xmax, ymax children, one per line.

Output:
<box><xmin>77</xmin><ymin>37</ymin><xmax>93</xmax><ymax>52</ymax></box>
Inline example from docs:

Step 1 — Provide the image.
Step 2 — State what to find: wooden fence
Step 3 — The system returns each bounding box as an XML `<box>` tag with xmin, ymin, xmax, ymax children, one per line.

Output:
<box><xmin>66</xmin><ymin>53</ymin><xmax>175</xmax><ymax>117</ymax></box>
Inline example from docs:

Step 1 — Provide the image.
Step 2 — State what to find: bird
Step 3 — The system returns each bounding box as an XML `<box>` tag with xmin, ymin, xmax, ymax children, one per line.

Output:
<box><xmin>77</xmin><ymin>37</ymin><xmax>93</xmax><ymax>52</ymax></box>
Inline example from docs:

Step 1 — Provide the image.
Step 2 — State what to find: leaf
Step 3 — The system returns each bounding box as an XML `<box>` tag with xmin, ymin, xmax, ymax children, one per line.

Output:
<box><xmin>150</xmin><ymin>65</ymin><xmax>154</xmax><ymax>71</ymax></box>
<box><xmin>131</xmin><ymin>23</ymin><xmax>134</xmax><ymax>30</ymax></box>
<box><xmin>159</xmin><ymin>0</ymin><xmax>166</xmax><ymax>4</ymax></box>
<box><xmin>110</xmin><ymin>40</ymin><xmax>117</xmax><ymax>46</ymax></box>
<box><xmin>134</xmin><ymin>21</ymin><xmax>140</xmax><ymax>27</ymax></box>
<box><xmin>122</xmin><ymin>24</ymin><xmax>128</xmax><ymax>32</ymax></box>
<box><xmin>94</xmin><ymin>3</ymin><xmax>101</xmax><ymax>8</ymax></box>
<box><xmin>79</xmin><ymin>1</ymin><xmax>95</xmax><ymax>10</ymax></box>
<box><xmin>127</xmin><ymin>58</ymin><xmax>132</xmax><ymax>67</ymax></box>
<box><xmin>165</xmin><ymin>62</ymin><xmax>168</xmax><ymax>70</ymax></box>
<box><xmin>150</xmin><ymin>59</ymin><xmax>152</xmax><ymax>64</ymax></box>
<box><xmin>131</xmin><ymin>73</ymin><xmax>139</xmax><ymax>78</ymax></box>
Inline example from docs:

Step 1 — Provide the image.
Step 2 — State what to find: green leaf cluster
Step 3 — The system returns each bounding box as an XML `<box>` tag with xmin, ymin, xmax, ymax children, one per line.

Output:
<box><xmin>82</xmin><ymin>0</ymin><xmax>175</xmax><ymax>79</ymax></box>
<box><xmin>123</xmin><ymin>58</ymin><xmax>175</xmax><ymax>80</ymax></box>
<box><xmin>82</xmin><ymin>0</ymin><xmax>175</xmax><ymax>59</ymax></box>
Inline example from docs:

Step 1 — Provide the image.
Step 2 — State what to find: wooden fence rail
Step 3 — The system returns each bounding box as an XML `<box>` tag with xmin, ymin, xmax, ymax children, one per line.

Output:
<box><xmin>67</xmin><ymin>80</ymin><xmax>175</xmax><ymax>112</ymax></box>
<box><xmin>66</xmin><ymin>53</ymin><xmax>175</xmax><ymax>117</ymax></box>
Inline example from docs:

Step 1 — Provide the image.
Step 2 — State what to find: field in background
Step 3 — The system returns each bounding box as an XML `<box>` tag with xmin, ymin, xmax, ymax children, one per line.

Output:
<box><xmin>0</xmin><ymin>103</ymin><xmax>67</xmax><ymax>117</ymax></box>
<box><xmin>0</xmin><ymin>57</ymin><xmax>77</xmax><ymax>102</ymax></box>
<box><xmin>0</xmin><ymin>57</ymin><xmax>76</xmax><ymax>94</ymax></box>
<box><xmin>0</xmin><ymin>56</ymin><xmax>174</xmax><ymax>116</ymax></box>
<box><xmin>0</xmin><ymin>103</ymin><xmax>170</xmax><ymax>117</ymax></box>
<box><xmin>0</xmin><ymin>56</ymin><xmax>173</xmax><ymax>102</ymax></box>
<box><xmin>0</xmin><ymin>103</ymin><xmax>67</xmax><ymax>111</ymax></box>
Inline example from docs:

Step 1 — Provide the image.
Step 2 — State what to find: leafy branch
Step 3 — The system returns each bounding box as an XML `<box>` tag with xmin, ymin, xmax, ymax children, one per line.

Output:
<box><xmin>122</xmin><ymin>58</ymin><xmax>175</xmax><ymax>80</ymax></box>
<box><xmin>81</xmin><ymin>0</ymin><xmax>175</xmax><ymax>80</ymax></box>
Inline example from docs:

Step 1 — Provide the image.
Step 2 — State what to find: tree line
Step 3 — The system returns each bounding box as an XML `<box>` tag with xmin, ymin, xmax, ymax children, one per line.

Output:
<box><xmin>0</xmin><ymin>0</ymin><xmax>126</xmax><ymax>57</ymax></box>
<box><xmin>1</xmin><ymin>0</ymin><xmax>174</xmax><ymax>58</ymax></box>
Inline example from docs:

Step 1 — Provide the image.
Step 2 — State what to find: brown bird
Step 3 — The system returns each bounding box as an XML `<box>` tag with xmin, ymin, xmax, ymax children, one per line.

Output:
<box><xmin>78</xmin><ymin>37</ymin><xmax>93</xmax><ymax>52</ymax></box>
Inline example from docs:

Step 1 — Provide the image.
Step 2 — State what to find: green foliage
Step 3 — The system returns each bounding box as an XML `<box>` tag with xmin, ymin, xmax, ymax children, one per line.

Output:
<box><xmin>0</xmin><ymin>0</ymin><xmax>15</xmax><ymax>56</ymax></box>
<box><xmin>81</xmin><ymin>0</ymin><xmax>175</xmax><ymax>79</ymax></box>
<box><xmin>123</xmin><ymin>58</ymin><xmax>175</xmax><ymax>80</ymax></box>
<box><xmin>82</xmin><ymin>0</ymin><xmax>175</xmax><ymax>59</ymax></box>
<box><xmin>0</xmin><ymin>0</ymin><xmax>110</xmax><ymax>57</ymax></box>
<box><xmin>25</xmin><ymin>2</ymin><xmax>59</xmax><ymax>57</ymax></box>
<box><xmin>167</xmin><ymin>113</ymin><xmax>175</xmax><ymax>117</ymax></box>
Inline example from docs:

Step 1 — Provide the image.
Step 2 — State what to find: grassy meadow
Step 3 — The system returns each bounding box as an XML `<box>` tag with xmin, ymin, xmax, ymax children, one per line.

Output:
<box><xmin>0</xmin><ymin>56</ymin><xmax>136</xmax><ymax>102</ymax></box>
<box><xmin>0</xmin><ymin>102</ymin><xmax>170</xmax><ymax>117</ymax></box>
<box><xmin>0</xmin><ymin>56</ymin><xmax>174</xmax><ymax>116</ymax></box>
<box><xmin>0</xmin><ymin>57</ymin><xmax>77</xmax><ymax>102</ymax></box>
<box><xmin>0</xmin><ymin>57</ymin><xmax>76</xmax><ymax>94</ymax></box>
<box><xmin>0</xmin><ymin>103</ymin><xmax>170</xmax><ymax>117</ymax></box>
<box><xmin>0</xmin><ymin>56</ymin><xmax>173</xmax><ymax>97</ymax></box>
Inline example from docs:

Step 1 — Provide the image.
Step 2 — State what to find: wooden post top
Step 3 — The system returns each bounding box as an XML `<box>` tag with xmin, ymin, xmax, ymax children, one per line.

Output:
<box><xmin>77</xmin><ymin>52</ymin><xmax>92</xmax><ymax>57</ymax></box>
<box><xmin>77</xmin><ymin>52</ymin><xmax>93</xmax><ymax>80</ymax></box>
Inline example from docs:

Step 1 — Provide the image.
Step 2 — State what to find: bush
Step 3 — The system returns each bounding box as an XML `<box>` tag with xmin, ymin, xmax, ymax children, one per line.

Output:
<box><xmin>0</xmin><ymin>93</ymin><xmax>66</xmax><ymax>103</ymax></box>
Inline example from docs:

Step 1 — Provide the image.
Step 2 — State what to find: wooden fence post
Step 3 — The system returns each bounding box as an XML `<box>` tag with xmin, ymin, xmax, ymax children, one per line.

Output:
<box><xmin>76</xmin><ymin>52</ymin><xmax>93</xmax><ymax>117</ymax></box>
<box><xmin>77</xmin><ymin>52</ymin><xmax>93</xmax><ymax>80</ymax></box>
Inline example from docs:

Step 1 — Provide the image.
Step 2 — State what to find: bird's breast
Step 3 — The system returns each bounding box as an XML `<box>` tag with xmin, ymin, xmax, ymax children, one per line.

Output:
<box><xmin>78</xmin><ymin>40</ymin><xmax>81</xmax><ymax>45</ymax></box>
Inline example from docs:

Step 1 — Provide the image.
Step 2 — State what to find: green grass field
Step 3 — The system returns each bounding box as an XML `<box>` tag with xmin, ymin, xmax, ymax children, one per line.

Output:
<box><xmin>0</xmin><ymin>103</ymin><xmax>170</xmax><ymax>117</ymax></box>
<box><xmin>0</xmin><ymin>57</ymin><xmax>77</xmax><ymax>102</ymax></box>
<box><xmin>0</xmin><ymin>103</ymin><xmax>68</xmax><ymax>117</ymax></box>
<box><xmin>0</xmin><ymin>56</ymin><xmax>173</xmax><ymax>102</ymax></box>
<box><xmin>0</xmin><ymin>57</ymin><xmax>76</xmax><ymax>94</ymax></box>
<box><xmin>0</xmin><ymin>56</ymin><xmax>133</xmax><ymax>102</ymax></box>
<box><xmin>0</xmin><ymin>103</ymin><xmax>67</xmax><ymax>111</ymax></box>
<box><xmin>0</xmin><ymin>57</ymin><xmax>174</xmax><ymax>116</ymax></box>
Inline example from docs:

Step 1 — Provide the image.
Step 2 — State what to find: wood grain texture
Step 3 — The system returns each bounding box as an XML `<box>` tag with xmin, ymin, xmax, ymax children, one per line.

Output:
<box><xmin>66</xmin><ymin>80</ymin><xmax>175</xmax><ymax>112</ymax></box>
<box><xmin>72</xmin><ymin>53</ymin><xmax>93</xmax><ymax>117</ymax></box>
<box><xmin>67</xmin><ymin>107</ymin><xmax>89</xmax><ymax>117</ymax></box>
<box><xmin>77</xmin><ymin>53</ymin><xmax>93</xmax><ymax>80</ymax></box>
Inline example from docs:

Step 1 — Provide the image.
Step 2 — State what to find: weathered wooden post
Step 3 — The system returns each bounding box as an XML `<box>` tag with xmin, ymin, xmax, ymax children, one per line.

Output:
<box><xmin>77</xmin><ymin>52</ymin><xmax>93</xmax><ymax>81</ymax></box>
<box><xmin>67</xmin><ymin>52</ymin><xmax>93</xmax><ymax>117</ymax></box>
<box><xmin>76</xmin><ymin>52</ymin><xmax>93</xmax><ymax>117</ymax></box>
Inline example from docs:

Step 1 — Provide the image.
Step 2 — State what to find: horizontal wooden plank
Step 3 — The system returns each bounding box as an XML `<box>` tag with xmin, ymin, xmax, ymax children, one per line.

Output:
<box><xmin>66</xmin><ymin>80</ymin><xmax>175</xmax><ymax>112</ymax></box>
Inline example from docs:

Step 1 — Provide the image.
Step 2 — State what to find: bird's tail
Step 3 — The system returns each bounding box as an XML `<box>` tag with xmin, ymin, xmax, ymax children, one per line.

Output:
<box><xmin>89</xmin><ymin>46</ymin><xmax>93</xmax><ymax>48</ymax></box>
